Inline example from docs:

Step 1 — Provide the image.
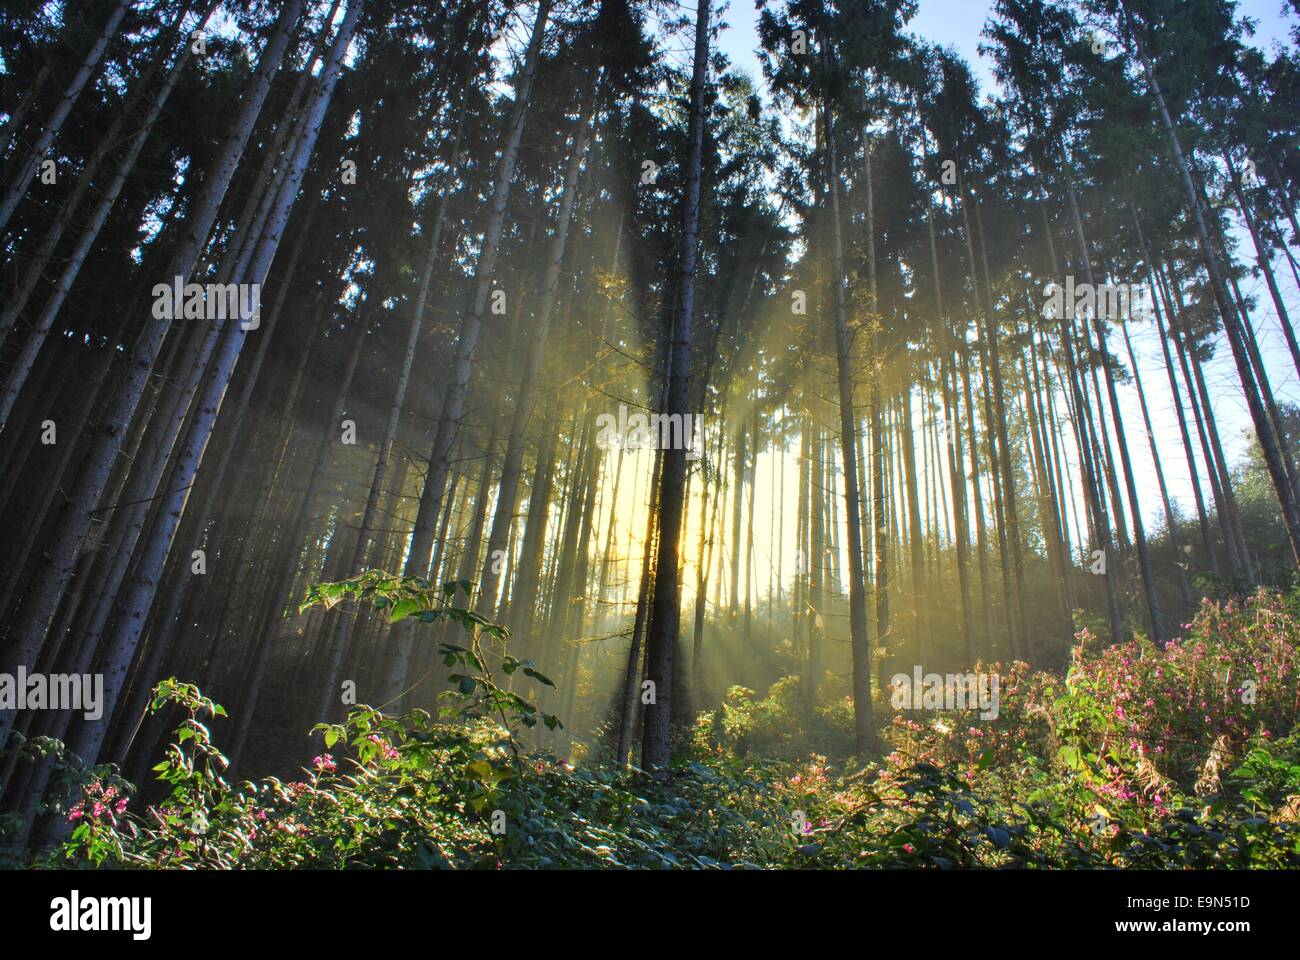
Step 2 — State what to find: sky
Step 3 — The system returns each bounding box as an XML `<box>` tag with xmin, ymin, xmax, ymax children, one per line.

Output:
<box><xmin>716</xmin><ymin>0</ymin><xmax>1299</xmax><ymax>89</ymax></box>
<box><xmin>704</xmin><ymin>0</ymin><xmax>1300</xmax><ymax>544</ymax></box>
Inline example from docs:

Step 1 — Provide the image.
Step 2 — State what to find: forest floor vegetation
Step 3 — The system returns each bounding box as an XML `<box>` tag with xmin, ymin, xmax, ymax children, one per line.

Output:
<box><xmin>6</xmin><ymin>584</ymin><xmax>1300</xmax><ymax>869</ymax></box>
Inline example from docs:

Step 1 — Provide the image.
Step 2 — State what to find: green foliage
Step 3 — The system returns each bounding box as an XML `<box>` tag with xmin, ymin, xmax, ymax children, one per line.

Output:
<box><xmin>302</xmin><ymin>572</ymin><xmax>561</xmax><ymax>739</ymax></box>
<box><xmin>299</xmin><ymin>570</ymin><xmax>507</xmax><ymax>638</ymax></box>
<box><xmin>40</xmin><ymin>587</ymin><xmax>1300</xmax><ymax>869</ymax></box>
<box><xmin>693</xmin><ymin>677</ymin><xmax>857</xmax><ymax>759</ymax></box>
<box><xmin>0</xmin><ymin>729</ymin><xmax>122</xmax><ymax>867</ymax></box>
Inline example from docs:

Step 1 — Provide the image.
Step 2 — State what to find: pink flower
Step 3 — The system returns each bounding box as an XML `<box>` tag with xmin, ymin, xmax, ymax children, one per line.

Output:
<box><xmin>313</xmin><ymin>754</ymin><xmax>336</xmax><ymax>773</ymax></box>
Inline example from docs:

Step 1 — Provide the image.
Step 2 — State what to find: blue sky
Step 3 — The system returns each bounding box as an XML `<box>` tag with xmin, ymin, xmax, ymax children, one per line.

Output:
<box><xmin>717</xmin><ymin>0</ymin><xmax>1298</xmax><ymax>87</ymax></box>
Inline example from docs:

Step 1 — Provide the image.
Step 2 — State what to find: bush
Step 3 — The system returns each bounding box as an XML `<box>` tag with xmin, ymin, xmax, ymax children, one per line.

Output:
<box><xmin>21</xmin><ymin>582</ymin><xmax>1300</xmax><ymax>870</ymax></box>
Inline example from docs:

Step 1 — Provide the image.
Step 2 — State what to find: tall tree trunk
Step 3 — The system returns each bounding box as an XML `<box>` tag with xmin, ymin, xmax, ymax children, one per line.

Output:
<box><xmin>959</xmin><ymin>342</ymin><xmax>994</xmax><ymax>650</ymax></box>
<box><xmin>941</xmin><ymin>351</ymin><xmax>975</xmax><ymax>663</ymax></box>
<box><xmin>639</xmin><ymin>0</ymin><xmax>708</xmax><ymax>772</ymax></box>
<box><xmin>820</xmin><ymin>41</ymin><xmax>874</xmax><ymax>750</ymax></box>
<box><xmin>1133</xmin><ymin>27</ymin><xmax>1300</xmax><ymax>564</ymax></box>
<box><xmin>0</xmin><ymin>0</ymin><xmax>308</xmax><ymax>728</ymax></box>
<box><xmin>1062</xmin><ymin>166</ymin><xmax>1165</xmax><ymax>642</ymax></box>
<box><xmin>0</xmin><ymin>0</ymin><xmax>211</xmax><ymax>350</ymax></box>
<box><xmin>0</xmin><ymin>0</ymin><xmax>130</xmax><ymax>234</ymax></box>
<box><xmin>402</xmin><ymin>0</ymin><xmax>553</xmax><ymax>582</ymax></box>
<box><xmin>1034</xmin><ymin>192</ymin><xmax>1124</xmax><ymax>643</ymax></box>
<box><xmin>479</xmin><ymin>72</ymin><xmax>600</xmax><ymax>615</ymax></box>
<box><xmin>1132</xmin><ymin>204</ymin><xmax>1218</xmax><ymax>574</ymax></box>
<box><xmin>64</xmin><ymin>0</ymin><xmax>359</xmax><ymax>771</ymax></box>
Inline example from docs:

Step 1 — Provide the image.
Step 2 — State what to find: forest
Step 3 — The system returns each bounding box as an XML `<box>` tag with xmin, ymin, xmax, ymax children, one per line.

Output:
<box><xmin>0</xmin><ymin>0</ymin><xmax>1299</xmax><ymax>876</ymax></box>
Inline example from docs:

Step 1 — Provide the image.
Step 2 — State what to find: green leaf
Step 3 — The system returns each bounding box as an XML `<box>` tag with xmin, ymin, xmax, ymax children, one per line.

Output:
<box><xmin>389</xmin><ymin>598</ymin><xmax>425</xmax><ymax>623</ymax></box>
<box><xmin>523</xmin><ymin>667</ymin><xmax>555</xmax><ymax>687</ymax></box>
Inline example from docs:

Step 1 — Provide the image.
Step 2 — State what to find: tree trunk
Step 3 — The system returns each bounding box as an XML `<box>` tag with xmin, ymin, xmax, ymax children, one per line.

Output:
<box><xmin>1135</xmin><ymin>31</ymin><xmax>1300</xmax><ymax>565</ymax></box>
<box><xmin>0</xmin><ymin>0</ymin><xmax>130</xmax><ymax>234</ymax></box>
<box><xmin>0</xmin><ymin>0</ymin><xmax>308</xmax><ymax>727</ymax></box>
<box><xmin>402</xmin><ymin>0</ymin><xmax>553</xmax><ymax>582</ymax></box>
<box><xmin>639</xmin><ymin>0</ymin><xmax>708</xmax><ymax>773</ymax></box>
